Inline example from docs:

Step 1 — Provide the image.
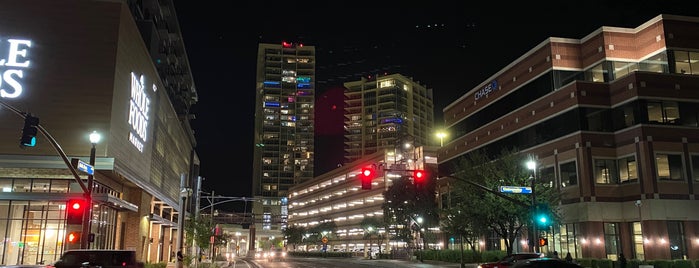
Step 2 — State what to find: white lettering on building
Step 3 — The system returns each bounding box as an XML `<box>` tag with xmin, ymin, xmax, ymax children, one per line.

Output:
<box><xmin>0</xmin><ymin>39</ymin><xmax>32</xmax><ymax>98</ymax></box>
<box><xmin>474</xmin><ymin>80</ymin><xmax>498</xmax><ymax>101</ymax></box>
<box><xmin>128</xmin><ymin>72</ymin><xmax>151</xmax><ymax>152</ymax></box>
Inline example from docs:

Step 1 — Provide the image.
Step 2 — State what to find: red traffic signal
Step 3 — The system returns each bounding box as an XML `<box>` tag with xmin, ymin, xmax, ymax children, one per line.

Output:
<box><xmin>538</xmin><ymin>237</ymin><xmax>548</xmax><ymax>246</ymax></box>
<box><xmin>361</xmin><ymin>167</ymin><xmax>374</xmax><ymax>190</ymax></box>
<box><xmin>66</xmin><ymin>199</ymin><xmax>85</xmax><ymax>225</ymax></box>
<box><xmin>67</xmin><ymin>231</ymin><xmax>81</xmax><ymax>244</ymax></box>
<box><xmin>413</xmin><ymin>170</ymin><xmax>426</xmax><ymax>183</ymax></box>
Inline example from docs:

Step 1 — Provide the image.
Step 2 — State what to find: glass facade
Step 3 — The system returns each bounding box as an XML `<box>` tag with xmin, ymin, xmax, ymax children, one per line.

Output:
<box><xmin>0</xmin><ymin>178</ymin><xmax>120</xmax><ymax>265</ymax></box>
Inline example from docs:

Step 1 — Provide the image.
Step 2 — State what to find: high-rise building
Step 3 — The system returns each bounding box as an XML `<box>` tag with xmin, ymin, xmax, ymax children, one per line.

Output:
<box><xmin>252</xmin><ymin>41</ymin><xmax>316</xmax><ymax>233</ymax></box>
<box><xmin>439</xmin><ymin>14</ymin><xmax>699</xmax><ymax>260</ymax></box>
<box><xmin>343</xmin><ymin>73</ymin><xmax>435</xmax><ymax>163</ymax></box>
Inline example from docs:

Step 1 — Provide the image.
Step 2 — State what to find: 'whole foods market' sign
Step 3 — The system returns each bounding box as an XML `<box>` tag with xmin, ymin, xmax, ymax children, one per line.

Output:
<box><xmin>0</xmin><ymin>38</ymin><xmax>32</xmax><ymax>99</ymax></box>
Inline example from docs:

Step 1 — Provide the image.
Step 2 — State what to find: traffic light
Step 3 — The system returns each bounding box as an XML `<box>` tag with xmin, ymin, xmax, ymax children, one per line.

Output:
<box><xmin>538</xmin><ymin>237</ymin><xmax>548</xmax><ymax>246</ymax></box>
<box><xmin>66</xmin><ymin>199</ymin><xmax>85</xmax><ymax>225</ymax></box>
<box><xmin>360</xmin><ymin>167</ymin><xmax>374</xmax><ymax>190</ymax></box>
<box><xmin>535</xmin><ymin>212</ymin><xmax>549</xmax><ymax>227</ymax></box>
<box><xmin>67</xmin><ymin>231</ymin><xmax>81</xmax><ymax>244</ymax></box>
<box><xmin>413</xmin><ymin>170</ymin><xmax>426</xmax><ymax>184</ymax></box>
<box><xmin>20</xmin><ymin>114</ymin><xmax>39</xmax><ymax>148</ymax></box>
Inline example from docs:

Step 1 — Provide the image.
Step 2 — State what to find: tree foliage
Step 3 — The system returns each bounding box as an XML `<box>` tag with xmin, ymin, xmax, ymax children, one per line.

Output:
<box><xmin>282</xmin><ymin>225</ymin><xmax>307</xmax><ymax>250</ymax></box>
<box><xmin>184</xmin><ymin>216</ymin><xmax>214</xmax><ymax>255</ymax></box>
<box><xmin>382</xmin><ymin>168</ymin><xmax>439</xmax><ymax>247</ymax></box>
<box><xmin>444</xmin><ymin>148</ymin><xmax>560</xmax><ymax>255</ymax></box>
<box><xmin>360</xmin><ymin>217</ymin><xmax>387</xmax><ymax>253</ymax></box>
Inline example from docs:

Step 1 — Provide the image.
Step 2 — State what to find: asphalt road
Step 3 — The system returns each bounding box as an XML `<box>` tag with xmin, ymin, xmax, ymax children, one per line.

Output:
<box><xmin>229</xmin><ymin>256</ymin><xmax>476</xmax><ymax>268</ymax></box>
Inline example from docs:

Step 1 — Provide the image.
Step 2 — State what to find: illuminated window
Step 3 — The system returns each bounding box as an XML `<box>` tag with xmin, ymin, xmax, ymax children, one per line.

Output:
<box><xmin>656</xmin><ymin>153</ymin><xmax>684</xmax><ymax>181</ymax></box>
<box><xmin>586</xmin><ymin>63</ymin><xmax>606</xmax><ymax>82</ymax></box>
<box><xmin>631</xmin><ymin>222</ymin><xmax>644</xmax><ymax>260</ymax></box>
<box><xmin>647</xmin><ymin>101</ymin><xmax>679</xmax><ymax>124</ymax></box>
<box><xmin>379</xmin><ymin>79</ymin><xmax>395</xmax><ymax>88</ymax></box>
<box><xmin>603</xmin><ymin>223</ymin><xmax>620</xmax><ymax>260</ymax></box>
<box><xmin>674</xmin><ymin>50</ymin><xmax>699</xmax><ymax>75</ymax></box>
<box><xmin>594</xmin><ymin>159</ymin><xmax>618</xmax><ymax>184</ymax></box>
<box><xmin>612</xmin><ymin>61</ymin><xmax>639</xmax><ymax>80</ymax></box>
<box><xmin>618</xmin><ymin>156</ymin><xmax>638</xmax><ymax>183</ymax></box>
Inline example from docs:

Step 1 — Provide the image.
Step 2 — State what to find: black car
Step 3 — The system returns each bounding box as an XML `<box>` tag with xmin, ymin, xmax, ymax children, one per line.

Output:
<box><xmin>511</xmin><ymin>257</ymin><xmax>583</xmax><ymax>268</ymax></box>
<box><xmin>52</xmin><ymin>250</ymin><xmax>144</xmax><ymax>268</ymax></box>
<box><xmin>478</xmin><ymin>253</ymin><xmax>544</xmax><ymax>268</ymax></box>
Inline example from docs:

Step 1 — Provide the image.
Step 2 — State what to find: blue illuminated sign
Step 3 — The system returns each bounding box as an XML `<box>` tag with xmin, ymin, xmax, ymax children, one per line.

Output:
<box><xmin>499</xmin><ymin>186</ymin><xmax>532</xmax><ymax>194</ymax></box>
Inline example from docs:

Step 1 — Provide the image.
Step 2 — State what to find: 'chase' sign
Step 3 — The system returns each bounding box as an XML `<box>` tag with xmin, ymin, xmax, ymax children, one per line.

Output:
<box><xmin>474</xmin><ymin>80</ymin><xmax>498</xmax><ymax>101</ymax></box>
<box><xmin>0</xmin><ymin>38</ymin><xmax>32</xmax><ymax>98</ymax></box>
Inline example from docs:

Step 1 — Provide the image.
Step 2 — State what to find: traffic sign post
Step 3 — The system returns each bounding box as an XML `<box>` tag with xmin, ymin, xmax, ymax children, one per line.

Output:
<box><xmin>71</xmin><ymin>158</ymin><xmax>94</xmax><ymax>175</ymax></box>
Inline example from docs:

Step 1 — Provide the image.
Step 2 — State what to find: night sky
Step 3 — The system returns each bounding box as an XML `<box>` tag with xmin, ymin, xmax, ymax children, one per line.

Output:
<box><xmin>173</xmin><ymin>1</ymin><xmax>699</xmax><ymax>212</ymax></box>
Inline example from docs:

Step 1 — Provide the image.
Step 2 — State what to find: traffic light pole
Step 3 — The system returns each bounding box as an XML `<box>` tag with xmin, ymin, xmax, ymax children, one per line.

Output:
<box><xmin>531</xmin><ymin>174</ymin><xmax>538</xmax><ymax>253</ymax></box>
<box><xmin>2</xmin><ymin>99</ymin><xmax>93</xmax><ymax>249</ymax></box>
<box><xmin>0</xmin><ymin>99</ymin><xmax>89</xmax><ymax>193</ymax></box>
<box><xmin>439</xmin><ymin>175</ymin><xmax>530</xmax><ymax>209</ymax></box>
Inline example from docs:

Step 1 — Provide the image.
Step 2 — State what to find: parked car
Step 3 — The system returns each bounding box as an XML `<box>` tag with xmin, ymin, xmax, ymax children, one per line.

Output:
<box><xmin>478</xmin><ymin>253</ymin><xmax>543</xmax><ymax>268</ymax></box>
<box><xmin>267</xmin><ymin>248</ymin><xmax>286</xmax><ymax>262</ymax></box>
<box><xmin>511</xmin><ymin>257</ymin><xmax>584</xmax><ymax>268</ymax></box>
<box><xmin>52</xmin><ymin>250</ymin><xmax>144</xmax><ymax>268</ymax></box>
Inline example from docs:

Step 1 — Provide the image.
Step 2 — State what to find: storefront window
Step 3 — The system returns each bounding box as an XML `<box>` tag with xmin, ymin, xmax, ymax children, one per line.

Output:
<box><xmin>632</xmin><ymin>222</ymin><xmax>644</xmax><ymax>260</ymax></box>
<box><xmin>603</xmin><ymin>223</ymin><xmax>620</xmax><ymax>260</ymax></box>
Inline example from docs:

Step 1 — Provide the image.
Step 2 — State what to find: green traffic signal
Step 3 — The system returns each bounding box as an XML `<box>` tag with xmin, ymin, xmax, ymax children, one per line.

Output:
<box><xmin>20</xmin><ymin>115</ymin><xmax>39</xmax><ymax>148</ymax></box>
<box><xmin>533</xmin><ymin>206</ymin><xmax>552</xmax><ymax>227</ymax></box>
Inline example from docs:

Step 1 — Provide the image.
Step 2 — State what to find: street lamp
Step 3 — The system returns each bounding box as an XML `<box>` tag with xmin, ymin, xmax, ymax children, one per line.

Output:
<box><xmin>82</xmin><ymin>130</ymin><xmax>100</xmax><ymax>248</ymax></box>
<box><xmin>436</xmin><ymin>131</ymin><xmax>447</xmax><ymax>147</ymax></box>
<box><xmin>526</xmin><ymin>159</ymin><xmax>538</xmax><ymax>253</ymax></box>
<box><xmin>235</xmin><ymin>232</ymin><xmax>241</xmax><ymax>256</ymax></box>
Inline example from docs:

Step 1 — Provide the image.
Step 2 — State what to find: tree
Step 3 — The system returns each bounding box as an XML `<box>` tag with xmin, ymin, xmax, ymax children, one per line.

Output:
<box><xmin>282</xmin><ymin>225</ymin><xmax>306</xmax><ymax>250</ymax></box>
<box><xmin>445</xmin><ymin>148</ymin><xmax>560</xmax><ymax>255</ymax></box>
<box><xmin>382</xmin><ymin>171</ymin><xmax>439</xmax><ymax>250</ymax></box>
<box><xmin>184</xmin><ymin>216</ymin><xmax>214</xmax><ymax>259</ymax></box>
<box><xmin>360</xmin><ymin>217</ymin><xmax>387</xmax><ymax>256</ymax></box>
<box><xmin>441</xmin><ymin>206</ymin><xmax>489</xmax><ymax>264</ymax></box>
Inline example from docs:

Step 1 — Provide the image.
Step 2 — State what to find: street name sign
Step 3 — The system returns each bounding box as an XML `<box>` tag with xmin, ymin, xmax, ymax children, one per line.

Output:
<box><xmin>499</xmin><ymin>186</ymin><xmax>532</xmax><ymax>194</ymax></box>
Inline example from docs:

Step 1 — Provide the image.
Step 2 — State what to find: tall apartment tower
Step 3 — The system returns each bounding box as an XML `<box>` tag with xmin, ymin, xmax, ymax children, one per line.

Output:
<box><xmin>253</xmin><ymin>42</ymin><xmax>315</xmax><ymax>231</ymax></box>
<box><xmin>344</xmin><ymin>73</ymin><xmax>434</xmax><ymax>163</ymax></box>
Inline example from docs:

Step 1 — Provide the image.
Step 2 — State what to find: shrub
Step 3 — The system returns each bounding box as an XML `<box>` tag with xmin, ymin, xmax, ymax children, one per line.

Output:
<box><xmin>144</xmin><ymin>263</ymin><xmax>166</xmax><ymax>268</ymax></box>
<box><xmin>672</xmin><ymin>260</ymin><xmax>693</xmax><ymax>268</ymax></box>
<box><xmin>647</xmin><ymin>260</ymin><xmax>672</xmax><ymax>268</ymax></box>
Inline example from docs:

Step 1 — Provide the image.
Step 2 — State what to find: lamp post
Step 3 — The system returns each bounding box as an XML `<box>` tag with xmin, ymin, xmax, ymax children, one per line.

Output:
<box><xmin>235</xmin><ymin>232</ymin><xmax>241</xmax><ymax>256</ymax></box>
<box><xmin>527</xmin><ymin>160</ymin><xmax>537</xmax><ymax>253</ymax></box>
<box><xmin>436</xmin><ymin>131</ymin><xmax>447</xmax><ymax>147</ymax></box>
<box><xmin>416</xmin><ymin>216</ymin><xmax>424</xmax><ymax>262</ymax></box>
<box><xmin>82</xmin><ymin>130</ymin><xmax>100</xmax><ymax>248</ymax></box>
